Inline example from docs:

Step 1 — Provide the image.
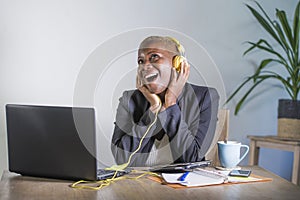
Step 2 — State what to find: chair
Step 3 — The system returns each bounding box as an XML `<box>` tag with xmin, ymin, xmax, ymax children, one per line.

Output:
<box><xmin>205</xmin><ymin>109</ymin><xmax>229</xmax><ymax>166</ymax></box>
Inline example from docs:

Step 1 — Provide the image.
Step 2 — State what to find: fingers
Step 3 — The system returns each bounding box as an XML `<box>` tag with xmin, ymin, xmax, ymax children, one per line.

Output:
<box><xmin>183</xmin><ymin>61</ymin><xmax>190</xmax><ymax>81</ymax></box>
<box><xmin>136</xmin><ymin>71</ymin><xmax>146</xmax><ymax>90</ymax></box>
<box><xmin>137</xmin><ymin>82</ymin><xmax>160</xmax><ymax>107</ymax></box>
<box><xmin>136</xmin><ymin>75</ymin><xmax>142</xmax><ymax>89</ymax></box>
<box><xmin>170</xmin><ymin>67</ymin><xmax>177</xmax><ymax>84</ymax></box>
<box><xmin>136</xmin><ymin>74</ymin><xmax>150</xmax><ymax>95</ymax></box>
<box><xmin>136</xmin><ymin>66</ymin><xmax>144</xmax><ymax>88</ymax></box>
<box><xmin>136</xmin><ymin>77</ymin><xmax>148</xmax><ymax>95</ymax></box>
<box><xmin>177</xmin><ymin>60</ymin><xmax>190</xmax><ymax>81</ymax></box>
<box><xmin>169</xmin><ymin>60</ymin><xmax>190</xmax><ymax>88</ymax></box>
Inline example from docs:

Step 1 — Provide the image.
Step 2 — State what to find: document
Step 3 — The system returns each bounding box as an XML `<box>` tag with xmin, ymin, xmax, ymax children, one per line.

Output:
<box><xmin>162</xmin><ymin>168</ymin><xmax>227</xmax><ymax>187</ymax></box>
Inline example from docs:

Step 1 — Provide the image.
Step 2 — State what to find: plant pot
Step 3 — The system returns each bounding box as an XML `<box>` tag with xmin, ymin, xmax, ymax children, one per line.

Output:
<box><xmin>277</xmin><ymin>99</ymin><xmax>300</xmax><ymax>138</ymax></box>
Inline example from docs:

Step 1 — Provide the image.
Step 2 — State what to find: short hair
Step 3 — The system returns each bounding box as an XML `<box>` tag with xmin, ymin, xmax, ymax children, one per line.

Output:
<box><xmin>139</xmin><ymin>36</ymin><xmax>185</xmax><ymax>56</ymax></box>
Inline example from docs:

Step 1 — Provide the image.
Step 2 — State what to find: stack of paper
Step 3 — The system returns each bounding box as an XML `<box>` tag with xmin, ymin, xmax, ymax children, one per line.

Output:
<box><xmin>162</xmin><ymin>169</ymin><xmax>227</xmax><ymax>187</ymax></box>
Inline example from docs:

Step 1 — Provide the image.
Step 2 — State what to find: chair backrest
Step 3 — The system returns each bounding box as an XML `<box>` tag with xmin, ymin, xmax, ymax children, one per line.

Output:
<box><xmin>205</xmin><ymin>109</ymin><xmax>229</xmax><ymax>166</ymax></box>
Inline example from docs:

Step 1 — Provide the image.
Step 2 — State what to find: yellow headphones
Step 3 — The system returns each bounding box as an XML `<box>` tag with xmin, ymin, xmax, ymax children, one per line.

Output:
<box><xmin>166</xmin><ymin>37</ymin><xmax>186</xmax><ymax>72</ymax></box>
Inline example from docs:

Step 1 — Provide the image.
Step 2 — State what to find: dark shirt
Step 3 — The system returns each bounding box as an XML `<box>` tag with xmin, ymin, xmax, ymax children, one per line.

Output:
<box><xmin>111</xmin><ymin>83</ymin><xmax>220</xmax><ymax>166</ymax></box>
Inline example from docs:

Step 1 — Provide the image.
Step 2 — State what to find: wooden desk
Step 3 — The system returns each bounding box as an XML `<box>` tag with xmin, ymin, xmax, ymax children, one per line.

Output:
<box><xmin>1</xmin><ymin>166</ymin><xmax>300</xmax><ymax>200</ymax></box>
<box><xmin>247</xmin><ymin>135</ymin><xmax>300</xmax><ymax>185</ymax></box>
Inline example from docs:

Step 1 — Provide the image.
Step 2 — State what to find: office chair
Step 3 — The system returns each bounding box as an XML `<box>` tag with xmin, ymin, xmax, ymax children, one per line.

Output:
<box><xmin>205</xmin><ymin>109</ymin><xmax>229</xmax><ymax>167</ymax></box>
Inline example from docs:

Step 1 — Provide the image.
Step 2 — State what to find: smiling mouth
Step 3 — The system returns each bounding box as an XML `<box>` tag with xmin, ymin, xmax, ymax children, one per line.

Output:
<box><xmin>144</xmin><ymin>73</ymin><xmax>158</xmax><ymax>83</ymax></box>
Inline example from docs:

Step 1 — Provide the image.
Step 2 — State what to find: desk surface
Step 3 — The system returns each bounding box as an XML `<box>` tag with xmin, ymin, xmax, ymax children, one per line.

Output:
<box><xmin>1</xmin><ymin>166</ymin><xmax>300</xmax><ymax>200</ymax></box>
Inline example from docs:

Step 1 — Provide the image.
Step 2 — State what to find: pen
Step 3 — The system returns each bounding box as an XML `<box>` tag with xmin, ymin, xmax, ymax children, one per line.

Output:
<box><xmin>178</xmin><ymin>172</ymin><xmax>189</xmax><ymax>182</ymax></box>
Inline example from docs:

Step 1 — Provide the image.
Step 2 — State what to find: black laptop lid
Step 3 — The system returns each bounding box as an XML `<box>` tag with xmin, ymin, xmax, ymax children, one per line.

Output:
<box><xmin>6</xmin><ymin>104</ymin><xmax>98</xmax><ymax>181</ymax></box>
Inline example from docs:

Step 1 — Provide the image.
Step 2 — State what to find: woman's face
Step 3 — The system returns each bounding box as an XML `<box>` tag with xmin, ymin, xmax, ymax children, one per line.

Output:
<box><xmin>137</xmin><ymin>41</ymin><xmax>175</xmax><ymax>94</ymax></box>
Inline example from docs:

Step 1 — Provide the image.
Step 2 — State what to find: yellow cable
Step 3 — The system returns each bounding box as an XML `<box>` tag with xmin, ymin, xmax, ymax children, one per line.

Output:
<box><xmin>70</xmin><ymin>171</ymin><xmax>160</xmax><ymax>190</ymax></box>
<box><xmin>71</xmin><ymin>100</ymin><xmax>162</xmax><ymax>190</ymax></box>
<box><xmin>106</xmin><ymin>101</ymin><xmax>161</xmax><ymax>171</ymax></box>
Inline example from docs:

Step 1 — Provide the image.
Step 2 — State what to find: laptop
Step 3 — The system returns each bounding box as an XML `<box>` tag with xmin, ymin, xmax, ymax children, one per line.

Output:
<box><xmin>5</xmin><ymin>104</ymin><xmax>130</xmax><ymax>181</ymax></box>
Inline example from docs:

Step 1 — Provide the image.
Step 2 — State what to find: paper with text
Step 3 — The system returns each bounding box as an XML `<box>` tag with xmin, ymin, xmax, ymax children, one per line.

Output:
<box><xmin>162</xmin><ymin>169</ymin><xmax>227</xmax><ymax>187</ymax></box>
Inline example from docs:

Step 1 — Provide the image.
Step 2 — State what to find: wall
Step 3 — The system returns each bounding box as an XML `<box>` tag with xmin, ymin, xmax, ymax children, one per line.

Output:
<box><xmin>0</xmin><ymin>0</ymin><xmax>297</xmax><ymax>181</ymax></box>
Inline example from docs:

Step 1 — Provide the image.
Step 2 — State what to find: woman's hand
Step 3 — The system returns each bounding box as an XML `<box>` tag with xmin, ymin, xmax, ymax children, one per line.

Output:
<box><xmin>136</xmin><ymin>75</ymin><xmax>161</xmax><ymax>113</ymax></box>
<box><xmin>164</xmin><ymin>60</ymin><xmax>190</xmax><ymax>109</ymax></box>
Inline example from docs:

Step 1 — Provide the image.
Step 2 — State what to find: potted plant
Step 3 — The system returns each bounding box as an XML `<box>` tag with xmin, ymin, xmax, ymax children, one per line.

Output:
<box><xmin>226</xmin><ymin>1</ymin><xmax>300</xmax><ymax>138</ymax></box>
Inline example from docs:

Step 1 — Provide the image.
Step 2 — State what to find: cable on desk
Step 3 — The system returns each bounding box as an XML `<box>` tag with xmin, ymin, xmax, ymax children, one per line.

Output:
<box><xmin>70</xmin><ymin>101</ymin><xmax>162</xmax><ymax>190</ymax></box>
<box><xmin>70</xmin><ymin>170</ymin><xmax>160</xmax><ymax>190</ymax></box>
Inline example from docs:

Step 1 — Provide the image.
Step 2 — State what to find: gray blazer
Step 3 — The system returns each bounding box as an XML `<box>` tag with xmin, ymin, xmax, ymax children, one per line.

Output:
<box><xmin>111</xmin><ymin>83</ymin><xmax>220</xmax><ymax>166</ymax></box>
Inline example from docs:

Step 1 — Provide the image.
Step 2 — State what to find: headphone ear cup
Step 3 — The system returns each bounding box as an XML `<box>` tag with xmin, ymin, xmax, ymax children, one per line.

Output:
<box><xmin>172</xmin><ymin>56</ymin><xmax>186</xmax><ymax>72</ymax></box>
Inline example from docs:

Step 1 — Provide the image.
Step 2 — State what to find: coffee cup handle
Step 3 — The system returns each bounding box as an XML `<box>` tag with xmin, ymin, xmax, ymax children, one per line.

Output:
<box><xmin>238</xmin><ymin>145</ymin><xmax>249</xmax><ymax>164</ymax></box>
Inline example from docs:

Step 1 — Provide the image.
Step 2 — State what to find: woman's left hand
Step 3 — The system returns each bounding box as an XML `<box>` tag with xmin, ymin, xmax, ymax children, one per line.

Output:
<box><xmin>164</xmin><ymin>60</ymin><xmax>190</xmax><ymax>109</ymax></box>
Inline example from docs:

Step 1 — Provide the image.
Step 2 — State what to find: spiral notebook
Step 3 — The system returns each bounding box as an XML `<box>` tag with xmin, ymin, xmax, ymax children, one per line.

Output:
<box><xmin>162</xmin><ymin>168</ymin><xmax>227</xmax><ymax>187</ymax></box>
<box><xmin>154</xmin><ymin>168</ymin><xmax>272</xmax><ymax>188</ymax></box>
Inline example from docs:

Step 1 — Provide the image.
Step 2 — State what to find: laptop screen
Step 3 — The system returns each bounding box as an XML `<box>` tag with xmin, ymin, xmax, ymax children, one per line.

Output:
<box><xmin>6</xmin><ymin>104</ymin><xmax>98</xmax><ymax>181</ymax></box>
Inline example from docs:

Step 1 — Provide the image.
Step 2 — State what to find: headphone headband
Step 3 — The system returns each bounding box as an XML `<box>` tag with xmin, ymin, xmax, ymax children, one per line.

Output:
<box><xmin>165</xmin><ymin>36</ymin><xmax>185</xmax><ymax>57</ymax></box>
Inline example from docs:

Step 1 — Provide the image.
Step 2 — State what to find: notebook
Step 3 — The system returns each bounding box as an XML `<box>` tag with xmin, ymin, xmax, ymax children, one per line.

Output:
<box><xmin>161</xmin><ymin>168</ymin><xmax>227</xmax><ymax>187</ymax></box>
<box><xmin>5</xmin><ymin>104</ymin><xmax>130</xmax><ymax>181</ymax></box>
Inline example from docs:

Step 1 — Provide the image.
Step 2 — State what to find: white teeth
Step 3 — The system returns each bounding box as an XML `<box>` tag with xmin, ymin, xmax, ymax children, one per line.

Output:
<box><xmin>145</xmin><ymin>73</ymin><xmax>157</xmax><ymax>79</ymax></box>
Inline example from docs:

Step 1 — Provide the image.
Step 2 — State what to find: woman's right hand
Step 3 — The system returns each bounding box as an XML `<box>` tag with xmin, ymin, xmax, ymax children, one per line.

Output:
<box><xmin>136</xmin><ymin>75</ymin><xmax>161</xmax><ymax>112</ymax></box>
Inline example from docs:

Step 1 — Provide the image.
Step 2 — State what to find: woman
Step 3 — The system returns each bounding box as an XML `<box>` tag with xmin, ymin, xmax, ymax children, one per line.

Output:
<box><xmin>111</xmin><ymin>36</ymin><xmax>219</xmax><ymax>167</ymax></box>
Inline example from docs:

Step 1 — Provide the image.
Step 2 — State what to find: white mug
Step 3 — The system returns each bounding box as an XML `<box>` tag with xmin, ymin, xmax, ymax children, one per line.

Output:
<box><xmin>217</xmin><ymin>141</ymin><xmax>249</xmax><ymax>168</ymax></box>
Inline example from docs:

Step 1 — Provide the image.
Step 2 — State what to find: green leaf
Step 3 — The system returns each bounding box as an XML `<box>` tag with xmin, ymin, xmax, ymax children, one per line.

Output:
<box><xmin>232</xmin><ymin>71</ymin><xmax>296</xmax><ymax>114</ymax></box>
<box><xmin>293</xmin><ymin>1</ymin><xmax>300</xmax><ymax>56</ymax></box>
<box><xmin>276</xmin><ymin>9</ymin><xmax>293</xmax><ymax>50</ymax></box>
<box><xmin>248</xmin><ymin>2</ymin><xmax>283</xmax><ymax>48</ymax></box>
<box><xmin>254</xmin><ymin>1</ymin><xmax>275</xmax><ymax>25</ymax></box>
<box><xmin>225</xmin><ymin>76</ymin><xmax>253</xmax><ymax>104</ymax></box>
<box><xmin>234</xmin><ymin>78</ymin><xmax>265</xmax><ymax>115</ymax></box>
<box><xmin>262</xmin><ymin>70</ymin><xmax>294</xmax><ymax>98</ymax></box>
<box><xmin>243</xmin><ymin>39</ymin><xmax>273</xmax><ymax>56</ymax></box>
<box><xmin>273</xmin><ymin>20</ymin><xmax>292</xmax><ymax>53</ymax></box>
<box><xmin>254</xmin><ymin>59</ymin><xmax>274</xmax><ymax>78</ymax></box>
<box><xmin>263</xmin><ymin>71</ymin><xmax>292</xmax><ymax>87</ymax></box>
<box><xmin>246</xmin><ymin>41</ymin><xmax>288</xmax><ymax>65</ymax></box>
